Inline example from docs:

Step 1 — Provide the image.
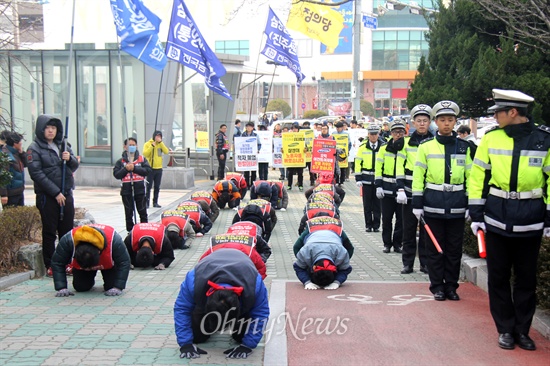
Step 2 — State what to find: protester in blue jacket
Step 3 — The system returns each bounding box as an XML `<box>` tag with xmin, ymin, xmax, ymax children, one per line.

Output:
<box><xmin>174</xmin><ymin>249</ymin><xmax>270</xmax><ymax>359</ymax></box>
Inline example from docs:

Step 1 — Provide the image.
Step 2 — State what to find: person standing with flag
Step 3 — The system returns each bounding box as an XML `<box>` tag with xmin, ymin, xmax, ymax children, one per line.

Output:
<box><xmin>27</xmin><ymin>115</ymin><xmax>79</xmax><ymax>277</ymax></box>
<box><xmin>113</xmin><ymin>137</ymin><xmax>151</xmax><ymax>232</ymax></box>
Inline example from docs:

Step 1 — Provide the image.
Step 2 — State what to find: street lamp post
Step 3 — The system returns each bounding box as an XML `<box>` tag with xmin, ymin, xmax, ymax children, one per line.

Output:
<box><xmin>352</xmin><ymin>0</ymin><xmax>362</xmax><ymax>120</ymax></box>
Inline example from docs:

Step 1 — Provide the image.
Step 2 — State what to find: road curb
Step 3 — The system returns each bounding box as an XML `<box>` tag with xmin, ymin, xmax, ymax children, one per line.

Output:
<box><xmin>0</xmin><ymin>270</ymin><xmax>35</xmax><ymax>291</ymax></box>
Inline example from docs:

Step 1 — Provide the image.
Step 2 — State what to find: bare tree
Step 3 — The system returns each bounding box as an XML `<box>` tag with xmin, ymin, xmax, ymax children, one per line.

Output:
<box><xmin>476</xmin><ymin>0</ymin><xmax>550</xmax><ymax>52</ymax></box>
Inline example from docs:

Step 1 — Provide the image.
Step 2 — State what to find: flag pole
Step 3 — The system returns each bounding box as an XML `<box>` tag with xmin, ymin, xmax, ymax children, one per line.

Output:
<box><xmin>115</xmin><ymin>33</ymin><xmax>137</xmax><ymax>226</ymax></box>
<box><xmin>60</xmin><ymin>0</ymin><xmax>77</xmax><ymax>221</ymax></box>
<box><xmin>248</xmin><ymin>6</ymin><xmax>271</xmax><ymax>124</ymax></box>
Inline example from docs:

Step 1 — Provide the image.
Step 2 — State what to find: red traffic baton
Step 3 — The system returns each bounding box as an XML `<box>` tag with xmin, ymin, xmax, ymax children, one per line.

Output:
<box><xmin>477</xmin><ymin>229</ymin><xmax>486</xmax><ymax>258</ymax></box>
<box><xmin>419</xmin><ymin>216</ymin><xmax>443</xmax><ymax>254</ymax></box>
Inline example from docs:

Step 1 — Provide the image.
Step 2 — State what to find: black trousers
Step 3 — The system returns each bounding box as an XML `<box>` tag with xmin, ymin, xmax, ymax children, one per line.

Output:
<box><xmin>244</xmin><ymin>171</ymin><xmax>257</xmax><ymax>187</ymax></box>
<box><xmin>146</xmin><ymin>168</ymin><xmax>163</xmax><ymax>204</ymax></box>
<box><xmin>305</xmin><ymin>162</ymin><xmax>316</xmax><ymax>184</ymax></box>
<box><xmin>486</xmin><ymin>231</ymin><xmax>541</xmax><ymax>334</ymax></box>
<box><xmin>258</xmin><ymin>163</ymin><xmax>269</xmax><ymax>180</ymax></box>
<box><xmin>423</xmin><ymin>217</ymin><xmax>464</xmax><ymax>294</ymax></box>
<box><xmin>287</xmin><ymin>167</ymin><xmax>303</xmax><ymax>187</ymax></box>
<box><xmin>217</xmin><ymin>153</ymin><xmax>227</xmax><ymax>180</ymax></box>
<box><xmin>381</xmin><ymin>196</ymin><xmax>402</xmax><ymax>249</ymax></box>
<box><xmin>401</xmin><ymin>202</ymin><xmax>427</xmax><ymax>268</ymax></box>
<box><xmin>122</xmin><ymin>193</ymin><xmax>148</xmax><ymax>232</ymax></box>
<box><xmin>3</xmin><ymin>193</ymin><xmax>24</xmax><ymax>208</ymax></box>
<box><xmin>72</xmin><ymin>268</ymin><xmax>118</xmax><ymax>292</ymax></box>
<box><xmin>361</xmin><ymin>184</ymin><xmax>380</xmax><ymax>230</ymax></box>
<box><xmin>36</xmin><ymin>193</ymin><xmax>74</xmax><ymax>269</ymax></box>
<box><xmin>216</xmin><ymin>198</ymin><xmax>240</xmax><ymax>209</ymax></box>
<box><xmin>336</xmin><ymin>168</ymin><xmax>348</xmax><ymax>184</ymax></box>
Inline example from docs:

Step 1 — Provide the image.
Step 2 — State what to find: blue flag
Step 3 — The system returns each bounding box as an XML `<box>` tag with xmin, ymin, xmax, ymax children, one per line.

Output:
<box><xmin>110</xmin><ymin>0</ymin><xmax>167</xmax><ymax>71</ymax></box>
<box><xmin>261</xmin><ymin>7</ymin><xmax>305</xmax><ymax>87</ymax></box>
<box><xmin>166</xmin><ymin>0</ymin><xmax>232</xmax><ymax>100</ymax></box>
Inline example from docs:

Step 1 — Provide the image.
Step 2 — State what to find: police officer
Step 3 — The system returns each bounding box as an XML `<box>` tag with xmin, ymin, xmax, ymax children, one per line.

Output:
<box><xmin>355</xmin><ymin>124</ymin><xmax>384</xmax><ymax>232</ymax></box>
<box><xmin>397</xmin><ymin>105</ymin><xmax>433</xmax><ymax>274</ymax></box>
<box><xmin>469</xmin><ymin>89</ymin><xmax>549</xmax><ymax>351</ymax></box>
<box><xmin>412</xmin><ymin>101</ymin><xmax>471</xmax><ymax>301</ymax></box>
<box><xmin>375</xmin><ymin>121</ymin><xmax>407</xmax><ymax>253</ymax></box>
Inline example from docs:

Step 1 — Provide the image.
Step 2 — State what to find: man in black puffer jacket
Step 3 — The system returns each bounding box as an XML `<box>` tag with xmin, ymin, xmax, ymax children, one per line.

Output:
<box><xmin>27</xmin><ymin>115</ymin><xmax>80</xmax><ymax>276</ymax></box>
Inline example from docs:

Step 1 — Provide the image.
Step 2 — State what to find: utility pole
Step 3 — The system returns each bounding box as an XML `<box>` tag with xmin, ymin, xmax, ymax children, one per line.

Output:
<box><xmin>351</xmin><ymin>0</ymin><xmax>362</xmax><ymax>120</ymax></box>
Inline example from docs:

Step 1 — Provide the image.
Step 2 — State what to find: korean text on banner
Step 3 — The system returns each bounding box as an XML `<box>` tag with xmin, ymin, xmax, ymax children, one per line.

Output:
<box><xmin>348</xmin><ymin>129</ymin><xmax>369</xmax><ymax>161</ymax></box>
<box><xmin>261</xmin><ymin>7</ymin><xmax>305</xmax><ymax>87</ymax></box>
<box><xmin>286</xmin><ymin>1</ymin><xmax>344</xmax><ymax>49</ymax></box>
<box><xmin>234</xmin><ymin>136</ymin><xmax>258</xmax><ymax>172</ymax></box>
<box><xmin>282</xmin><ymin>131</ymin><xmax>305</xmax><ymax>167</ymax></box>
<box><xmin>195</xmin><ymin>130</ymin><xmax>209</xmax><ymax>152</ymax></box>
<box><xmin>257</xmin><ymin>131</ymin><xmax>273</xmax><ymax>164</ymax></box>
<box><xmin>333</xmin><ymin>134</ymin><xmax>349</xmax><ymax>168</ymax></box>
<box><xmin>166</xmin><ymin>0</ymin><xmax>232</xmax><ymax>100</ymax></box>
<box><xmin>311</xmin><ymin>138</ymin><xmax>336</xmax><ymax>174</ymax></box>
<box><xmin>272</xmin><ymin>137</ymin><xmax>283</xmax><ymax>168</ymax></box>
<box><xmin>304</xmin><ymin>129</ymin><xmax>314</xmax><ymax>163</ymax></box>
<box><xmin>110</xmin><ymin>0</ymin><xmax>167</xmax><ymax>71</ymax></box>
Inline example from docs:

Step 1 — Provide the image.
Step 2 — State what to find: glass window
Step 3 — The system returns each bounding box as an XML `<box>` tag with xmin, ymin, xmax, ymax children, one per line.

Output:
<box><xmin>372</xmin><ymin>31</ymin><xmax>384</xmax><ymax>41</ymax></box>
<box><xmin>9</xmin><ymin>52</ymin><xmax>43</xmax><ymax>141</ymax></box>
<box><xmin>397</xmin><ymin>40</ymin><xmax>409</xmax><ymax>49</ymax></box>
<box><xmin>215</xmin><ymin>40</ymin><xmax>249</xmax><ymax>56</ymax></box>
<box><xmin>372</xmin><ymin>41</ymin><xmax>384</xmax><ymax>50</ymax></box>
<box><xmin>385</xmin><ymin>31</ymin><xmax>397</xmax><ymax>41</ymax></box>
<box><xmin>410</xmin><ymin>31</ymin><xmax>422</xmax><ymax>41</ymax></box>
<box><xmin>76</xmin><ymin>51</ymin><xmax>111</xmax><ymax>164</ymax></box>
<box><xmin>296</xmin><ymin>39</ymin><xmax>313</xmax><ymax>58</ymax></box>
<box><xmin>109</xmin><ymin>53</ymin><xmax>145</xmax><ymax>161</ymax></box>
<box><xmin>397</xmin><ymin>30</ymin><xmax>409</xmax><ymax>40</ymax></box>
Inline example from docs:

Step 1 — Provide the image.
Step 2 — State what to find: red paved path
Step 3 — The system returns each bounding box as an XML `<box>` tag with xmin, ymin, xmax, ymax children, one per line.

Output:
<box><xmin>285</xmin><ymin>282</ymin><xmax>549</xmax><ymax>365</ymax></box>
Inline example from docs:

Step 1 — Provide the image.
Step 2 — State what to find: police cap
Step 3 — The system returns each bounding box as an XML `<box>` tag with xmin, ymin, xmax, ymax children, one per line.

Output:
<box><xmin>368</xmin><ymin>124</ymin><xmax>380</xmax><ymax>134</ymax></box>
<box><xmin>410</xmin><ymin>104</ymin><xmax>432</xmax><ymax>119</ymax></box>
<box><xmin>390</xmin><ymin>121</ymin><xmax>406</xmax><ymax>131</ymax></box>
<box><xmin>432</xmin><ymin>101</ymin><xmax>460</xmax><ymax>118</ymax></box>
<box><xmin>487</xmin><ymin>89</ymin><xmax>534</xmax><ymax>113</ymax></box>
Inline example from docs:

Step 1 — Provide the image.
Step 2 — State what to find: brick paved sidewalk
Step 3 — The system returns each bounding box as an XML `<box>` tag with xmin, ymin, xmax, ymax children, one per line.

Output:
<box><xmin>0</xmin><ymin>171</ymin><xmax>442</xmax><ymax>365</ymax></box>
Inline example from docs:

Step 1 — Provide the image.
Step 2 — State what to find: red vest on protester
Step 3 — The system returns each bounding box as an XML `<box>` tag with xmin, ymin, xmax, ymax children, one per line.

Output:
<box><xmin>176</xmin><ymin>201</ymin><xmax>201</xmax><ymax>226</ymax></box>
<box><xmin>130</xmin><ymin>222</ymin><xmax>165</xmax><ymax>255</ymax></box>
<box><xmin>161</xmin><ymin>210</ymin><xmax>190</xmax><ymax>238</ymax></box>
<box><xmin>70</xmin><ymin>224</ymin><xmax>116</xmax><ymax>270</ymax></box>
<box><xmin>306</xmin><ymin>216</ymin><xmax>343</xmax><ymax>236</ymax></box>
<box><xmin>305</xmin><ymin>202</ymin><xmax>337</xmax><ymax>219</ymax></box>
<box><xmin>190</xmin><ymin>190</ymin><xmax>213</xmax><ymax>206</ymax></box>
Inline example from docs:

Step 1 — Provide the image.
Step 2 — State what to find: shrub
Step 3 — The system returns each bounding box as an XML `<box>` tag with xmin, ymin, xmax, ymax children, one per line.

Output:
<box><xmin>463</xmin><ymin>221</ymin><xmax>550</xmax><ymax>309</ymax></box>
<box><xmin>0</xmin><ymin>206</ymin><xmax>41</xmax><ymax>275</ymax></box>
<box><xmin>267</xmin><ymin>99</ymin><xmax>291</xmax><ymax>119</ymax></box>
<box><xmin>303</xmin><ymin>110</ymin><xmax>327</xmax><ymax>119</ymax></box>
<box><xmin>360</xmin><ymin>99</ymin><xmax>375</xmax><ymax>117</ymax></box>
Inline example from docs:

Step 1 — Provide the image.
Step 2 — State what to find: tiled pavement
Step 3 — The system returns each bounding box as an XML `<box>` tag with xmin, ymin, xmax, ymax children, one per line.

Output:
<box><xmin>0</xmin><ymin>170</ymin><xmax>431</xmax><ymax>365</ymax></box>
